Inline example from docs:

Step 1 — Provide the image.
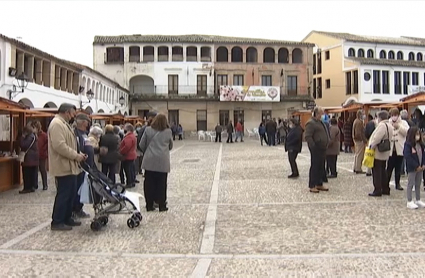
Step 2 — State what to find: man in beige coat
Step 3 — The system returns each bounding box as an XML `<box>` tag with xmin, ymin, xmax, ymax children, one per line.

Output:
<box><xmin>352</xmin><ymin>109</ymin><xmax>367</xmax><ymax>174</ymax></box>
<box><xmin>49</xmin><ymin>103</ymin><xmax>86</xmax><ymax>231</ymax></box>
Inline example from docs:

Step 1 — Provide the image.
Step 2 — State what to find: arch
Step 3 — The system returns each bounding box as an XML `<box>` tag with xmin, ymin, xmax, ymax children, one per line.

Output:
<box><xmin>263</xmin><ymin>47</ymin><xmax>275</xmax><ymax>63</ymax></box>
<box><xmin>158</xmin><ymin>46</ymin><xmax>169</xmax><ymax>62</ymax></box>
<box><xmin>278</xmin><ymin>48</ymin><xmax>289</xmax><ymax>63</ymax></box>
<box><xmin>397</xmin><ymin>51</ymin><xmax>403</xmax><ymax>60</ymax></box>
<box><xmin>348</xmin><ymin>48</ymin><xmax>355</xmax><ymax>57</ymax></box>
<box><xmin>43</xmin><ymin>101</ymin><xmax>57</xmax><ymax>108</ymax></box>
<box><xmin>97</xmin><ymin>109</ymin><xmax>105</xmax><ymax>113</ymax></box>
<box><xmin>379</xmin><ymin>50</ymin><xmax>386</xmax><ymax>59</ymax></box>
<box><xmin>357</xmin><ymin>49</ymin><xmax>365</xmax><ymax>58</ymax></box>
<box><xmin>408</xmin><ymin>52</ymin><xmax>415</xmax><ymax>61</ymax></box>
<box><xmin>367</xmin><ymin>49</ymin><xmax>374</xmax><ymax>58</ymax></box>
<box><xmin>91</xmin><ymin>80</ymin><xmax>96</xmax><ymax>98</ymax></box>
<box><xmin>200</xmin><ymin>46</ymin><xmax>211</xmax><ymax>62</ymax></box>
<box><xmin>129</xmin><ymin>46</ymin><xmax>140</xmax><ymax>62</ymax></box>
<box><xmin>418</xmin><ymin>53</ymin><xmax>423</xmax><ymax>61</ymax></box>
<box><xmin>342</xmin><ymin>96</ymin><xmax>358</xmax><ymax>106</ymax></box>
<box><xmin>388</xmin><ymin>51</ymin><xmax>395</xmax><ymax>59</ymax></box>
<box><xmin>292</xmin><ymin>48</ymin><xmax>303</xmax><ymax>63</ymax></box>
<box><xmin>18</xmin><ymin>98</ymin><xmax>34</xmax><ymax>108</ymax></box>
<box><xmin>186</xmin><ymin>46</ymin><xmax>198</xmax><ymax>62</ymax></box>
<box><xmin>124</xmin><ymin>112</ymin><xmax>128</xmax><ymax>116</ymax></box>
<box><xmin>246</xmin><ymin>47</ymin><xmax>258</xmax><ymax>63</ymax></box>
<box><xmin>172</xmin><ymin>46</ymin><xmax>183</xmax><ymax>61</ymax></box>
<box><xmin>216</xmin><ymin>47</ymin><xmax>228</xmax><ymax>62</ymax></box>
<box><xmin>84</xmin><ymin>106</ymin><xmax>93</xmax><ymax>114</ymax></box>
<box><xmin>82</xmin><ymin>76</ymin><xmax>86</xmax><ymax>94</ymax></box>
<box><xmin>231</xmin><ymin>46</ymin><xmax>243</xmax><ymax>62</ymax></box>
<box><xmin>86</xmin><ymin>78</ymin><xmax>91</xmax><ymax>91</ymax></box>
<box><xmin>129</xmin><ymin>75</ymin><xmax>155</xmax><ymax>95</ymax></box>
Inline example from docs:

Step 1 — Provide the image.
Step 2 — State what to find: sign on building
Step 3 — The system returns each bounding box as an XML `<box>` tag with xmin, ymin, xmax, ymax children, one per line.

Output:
<box><xmin>408</xmin><ymin>85</ymin><xmax>425</xmax><ymax>95</ymax></box>
<box><xmin>219</xmin><ymin>86</ymin><xmax>280</xmax><ymax>102</ymax></box>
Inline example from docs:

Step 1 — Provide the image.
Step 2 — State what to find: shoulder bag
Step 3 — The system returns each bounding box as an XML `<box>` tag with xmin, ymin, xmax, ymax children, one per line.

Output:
<box><xmin>377</xmin><ymin>123</ymin><xmax>391</xmax><ymax>152</ymax></box>
<box><xmin>18</xmin><ymin>135</ymin><xmax>36</xmax><ymax>163</ymax></box>
<box><xmin>144</xmin><ymin>132</ymin><xmax>160</xmax><ymax>154</ymax></box>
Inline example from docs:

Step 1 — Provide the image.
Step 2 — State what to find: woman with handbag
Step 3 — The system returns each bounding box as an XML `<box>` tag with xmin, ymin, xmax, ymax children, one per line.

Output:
<box><xmin>19</xmin><ymin>122</ymin><xmax>39</xmax><ymax>194</ymax></box>
<box><xmin>368</xmin><ymin>111</ymin><xmax>394</xmax><ymax>197</ymax></box>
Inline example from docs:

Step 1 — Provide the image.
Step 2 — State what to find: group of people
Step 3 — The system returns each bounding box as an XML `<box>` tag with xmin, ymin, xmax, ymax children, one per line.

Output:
<box><xmin>17</xmin><ymin>104</ymin><xmax>174</xmax><ymax>231</ymax></box>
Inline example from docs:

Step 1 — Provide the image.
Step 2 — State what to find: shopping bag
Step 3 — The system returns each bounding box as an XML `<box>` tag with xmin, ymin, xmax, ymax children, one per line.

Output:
<box><xmin>78</xmin><ymin>173</ymin><xmax>92</xmax><ymax>204</ymax></box>
<box><xmin>362</xmin><ymin>147</ymin><xmax>375</xmax><ymax>168</ymax></box>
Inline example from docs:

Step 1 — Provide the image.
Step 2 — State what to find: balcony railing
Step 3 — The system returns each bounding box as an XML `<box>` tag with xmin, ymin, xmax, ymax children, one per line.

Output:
<box><xmin>131</xmin><ymin>85</ymin><xmax>216</xmax><ymax>99</ymax></box>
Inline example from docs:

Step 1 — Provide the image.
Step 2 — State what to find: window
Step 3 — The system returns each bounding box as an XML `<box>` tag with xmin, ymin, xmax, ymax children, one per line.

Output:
<box><xmin>367</xmin><ymin>49</ymin><xmax>374</xmax><ymax>58</ymax></box>
<box><xmin>345</xmin><ymin>72</ymin><xmax>352</xmax><ymax>95</ymax></box>
<box><xmin>313</xmin><ymin>54</ymin><xmax>316</xmax><ymax>74</ymax></box>
<box><xmin>403</xmin><ymin>72</ymin><xmax>410</xmax><ymax>95</ymax></box>
<box><xmin>348</xmin><ymin>48</ymin><xmax>355</xmax><ymax>57</ymax></box>
<box><xmin>287</xmin><ymin>76</ymin><xmax>297</xmax><ymax>96</ymax></box>
<box><xmin>388</xmin><ymin>51</ymin><xmax>395</xmax><ymax>60</ymax></box>
<box><xmin>234</xmin><ymin>110</ymin><xmax>244</xmax><ymax>125</ymax></box>
<box><xmin>196</xmin><ymin>110</ymin><xmax>207</xmax><ymax>131</ymax></box>
<box><xmin>353</xmin><ymin>70</ymin><xmax>358</xmax><ymax>94</ymax></box>
<box><xmin>317</xmin><ymin>51</ymin><xmax>322</xmax><ymax>74</ymax></box>
<box><xmin>397</xmin><ymin>51</ymin><xmax>404</xmax><ymax>60</ymax></box>
<box><xmin>373</xmin><ymin>70</ymin><xmax>380</xmax><ymax>94</ymax></box>
<box><xmin>233</xmin><ymin>74</ymin><xmax>244</xmax><ymax>85</ymax></box>
<box><xmin>412</xmin><ymin>72</ymin><xmax>419</xmax><ymax>85</ymax></box>
<box><xmin>325</xmin><ymin>51</ymin><xmax>330</xmax><ymax>60</ymax></box>
<box><xmin>394</xmin><ymin>71</ymin><xmax>402</xmax><ymax>95</ymax></box>
<box><xmin>382</xmin><ymin>71</ymin><xmax>389</xmax><ymax>94</ymax></box>
<box><xmin>409</xmin><ymin>52</ymin><xmax>415</xmax><ymax>61</ymax></box>
<box><xmin>216</xmin><ymin>74</ymin><xmax>228</xmax><ymax>94</ymax></box>
<box><xmin>379</xmin><ymin>50</ymin><xmax>386</xmax><ymax>59</ymax></box>
<box><xmin>358</xmin><ymin>49</ymin><xmax>365</xmax><ymax>57</ymax></box>
<box><xmin>261</xmin><ymin>75</ymin><xmax>272</xmax><ymax>86</ymax></box>
<box><xmin>168</xmin><ymin>75</ymin><xmax>178</xmax><ymax>94</ymax></box>
<box><xmin>106</xmin><ymin>47</ymin><xmax>124</xmax><ymax>63</ymax></box>
<box><xmin>219</xmin><ymin>110</ymin><xmax>229</xmax><ymax>126</ymax></box>
<box><xmin>313</xmin><ymin>78</ymin><xmax>317</xmax><ymax>99</ymax></box>
<box><xmin>317</xmin><ymin>77</ymin><xmax>322</xmax><ymax>98</ymax></box>
<box><xmin>129</xmin><ymin>46</ymin><xmax>140</xmax><ymax>62</ymax></box>
<box><xmin>168</xmin><ymin>110</ymin><xmax>179</xmax><ymax>125</ymax></box>
<box><xmin>364</xmin><ymin>72</ymin><xmax>371</xmax><ymax>81</ymax></box>
<box><xmin>262</xmin><ymin>110</ymin><xmax>272</xmax><ymax>122</ymax></box>
<box><xmin>197</xmin><ymin>75</ymin><xmax>207</xmax><ymax>95</ymax></box>
<box><xmin>418</xmin><ymin>53</ymin><xmax>423</xmax><ymax>61</ymax></box>
<box><xmin>138</xmin><ymin>110</ymin><xmax>150</xmax><ymax>119</ymax></box>
<box><xmin>325</xmin><ymin>79</ymin><xmax>331</xmax><ymax>89</ymax></box>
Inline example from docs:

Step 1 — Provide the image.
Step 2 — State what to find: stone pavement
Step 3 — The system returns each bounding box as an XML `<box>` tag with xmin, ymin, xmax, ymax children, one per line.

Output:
<box><xmin>1</xmin><ymin>139</ymin><xmax>425</xmax><ymax>277</ymax></box>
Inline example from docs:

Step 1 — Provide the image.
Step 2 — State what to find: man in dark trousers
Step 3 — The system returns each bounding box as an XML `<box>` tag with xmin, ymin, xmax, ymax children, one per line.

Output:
<box><xmin>226</xmin><ymin>121</ymin><xmax>234</xmax><ymax>143</ymax></box>
<box><xmin>265</xmin><ymin>118</ymin><xmax>277</xmax><ymax>146</ymax></box>
<box><xmin>364</xmin><ymin>114</ymin><xmax>377</xmax><ymax>176</ymax></box>
<box><xmin>305</xmin><ymin>106</ymin><xmax>330</xmax><ymax>193</ymax></box>
<box><xmin>215</xmin><ymin>123</ymin><xmax>222</xmax><ymax>143</ymax></box>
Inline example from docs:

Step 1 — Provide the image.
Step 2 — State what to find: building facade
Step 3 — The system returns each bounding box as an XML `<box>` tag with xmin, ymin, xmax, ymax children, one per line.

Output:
<box><xmin>0</xmin><ymin>34</ymin><xmax>130</xmax><ymax>114</ymax></box>
<box><xmin>303</xmin><ymin>31</ymin><xmax>425</xmax><ymax>108</ymax></box>
<box><xmin>93</xmin><ymin>34</ymin><xmax>314</xmax><ymax>131</ymax></box>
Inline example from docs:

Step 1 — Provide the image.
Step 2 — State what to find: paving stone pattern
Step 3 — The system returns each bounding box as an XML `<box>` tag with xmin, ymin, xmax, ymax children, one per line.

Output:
<box><xmin>0</xmin><ymin>139</ymin><xmax>424</xmax><ymax>277</ymax></box>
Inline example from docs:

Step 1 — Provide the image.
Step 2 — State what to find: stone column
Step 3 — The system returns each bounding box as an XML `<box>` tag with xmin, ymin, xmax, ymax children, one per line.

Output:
<box><xmin>169</xmin><ymin>46</ymin><xmax>172</xmax><ymax>62</ymax></box>
<box><xmin>54</xmin><ymin>65</ymin><xmax>61</xmax><ymax>89</ymax></box>
<box><xmin>197</xmin><ymin>46</ymin><xmax>201</xmax><ymax>62</ymax></box>
<box><xmin>183</xmin><ymin>46</ymin><xmax>187</xmax><ymax>62</ymax></box>
<box><xmin>35</xmin><ymin>58</ymin><xmax>43</xmax><ymax>85</ymax></box>
<box><xmin>154</xmin><ymin>47</ymin><xmax>158</xmax><ymax>62</ymax></box>
<box><xmin>67</xmin><ymin>71</ymin><xmax>73</xmax><ymax>93</ymax></box>
<box><xmin>16</xmin><ymin>52</ymin><xmax>25</xmax><ymax>75</ymax></box>
<box><xmin>60</xmin><ymin>68</ymin><xmax>67</xmax><ymax>91</ymax></box>
<box><xmin>26</xmin><ymin>56</ymin><xmax>35</xmax><ymax>81</ymax></box>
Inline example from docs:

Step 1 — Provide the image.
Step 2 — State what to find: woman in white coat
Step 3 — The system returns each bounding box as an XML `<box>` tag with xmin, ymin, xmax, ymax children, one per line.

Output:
<box><xmin>387</xmin><ymin>108</ymin><xmax>410</xmax><ymax>190</ymax></box>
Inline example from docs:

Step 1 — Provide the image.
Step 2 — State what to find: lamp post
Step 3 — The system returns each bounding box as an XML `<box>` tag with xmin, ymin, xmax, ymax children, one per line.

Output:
<box><xmin>8</xmin><ymin>72</ymin><xmax>30</xmax><ymax>100</ymax></box>
<box><xmin>115</xmin><ymin>96</ymin><xmax>125</xmax><ymax>112</ymax></box>
<box><xmin>79</xmin><ymin>88</ymin><xmax>94</xmax><ymax>110</ymax></box>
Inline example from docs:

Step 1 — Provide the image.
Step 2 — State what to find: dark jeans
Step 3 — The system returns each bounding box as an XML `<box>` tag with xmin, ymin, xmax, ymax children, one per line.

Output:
<box><xmin>267</xmin><ymin>132</ymin><xmax>276</xmax><ymax>146</ymax></box>
<box><xmin>387</xmin><ymin>151</ymin><xmax>403</xmax><ymax>188</ymax></box>
<box><xmin>39</xmin><ymin>159</ymin><xmax>48</xmax><ymax>188</ymax></box>
<box><xmin>288</xmin><ymin>150</ymin><xmax>299</xmax><ymax>175</ymax></box>
<box><xmin>260</xmin><ymin>134</ymin><xmax>268</xmax><ymax>145</ymax></box>
<box><xmin>119</xmin><ymin>162</ymin><xmax>125</xmax><ymax>184</ymax></box>
<box><xmin>52</xmin><ymin>175</ymin><xmax>77</xmax><ymax>225</ymax></box>
<box><xmin>102</xmin><ymin>163</ymin><xmax>116</xmax><ymax>184</ymax></box>
<box><xmin>73</xmin><ymin>172</ymin><xmax>84</xmax><ymax>213</ymax></box>
<box><xmin>122</xmin><ymin>160</ymin><xmax>135</xmax><ymax>186</ymax></box>
<box><xmin>373</xmin><ymin>159</ymin><xmax>389</xmax><ymax>194</ymax></box>
<box><xmin>226</xmin><ymin>133</ymin><xmax>233</xmax><ymax>143</ymax></box>
<box><xmin>215</xmin><ymin>133</ymin><xmax>222</xmax><ymax>142</ymax></box>
<box><xmin>178</xmin><ymin>134</ymin><xmax>183</xmax><ymax>140</ymax></box>
<box><xmin>173</xmin><ymin>133</ymin><xmax>176</xmax><ymax>141</ymax></box>
<box><xmin>326</xmin><ymin>155</ymin><xmax>338</xmax><ymax>176</ymax></box>
<box><xmin>144</xmin><ymin>170</ymin><xmax>168</xmax><ymax>209</ymax></box>
<box><xmin>22</xmin><ymin>166</ymin><xmax>38</xmax><ymax>190</ymax></box>
<box><xmin>309</xmin><ymin>147</ymin><xmax>326</xmax><ymax>188</ymax></box>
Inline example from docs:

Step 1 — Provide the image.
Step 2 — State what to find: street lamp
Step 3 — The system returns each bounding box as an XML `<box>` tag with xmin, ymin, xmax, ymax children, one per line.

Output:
<box><xmin>8</xmin><ymin>72</ymin><xmax>30</xmax><ymax>100</ymax></box>
<box><xmin>118</xmin><ymin>96</ymin><xmax>125</xmax><ymax>106</ymax></box>
<box><xmin>79</xmin><ymin>88</ymin><xmax>94</xmax><ymax>110</ymax></box>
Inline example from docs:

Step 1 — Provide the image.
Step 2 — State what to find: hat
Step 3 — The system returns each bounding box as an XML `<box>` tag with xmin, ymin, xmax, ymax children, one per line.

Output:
<box><xmin>147</xmin><ymin>111</ymin><xmax>157</xmax><ymax>117</ymax></box>
<box><xmin>76</xmin><ymin>113</ymin><xmax>91</xmax><ymax>122</ymax></box>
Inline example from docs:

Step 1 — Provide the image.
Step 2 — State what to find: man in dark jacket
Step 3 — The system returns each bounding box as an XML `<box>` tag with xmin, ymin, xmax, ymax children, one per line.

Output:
<box><xmin>265</xmin><ymin>119</ymin><xmax>277</xmax><ymax>146</ymax></box>
<box><xmin>305</xmin><ymin>106</ymin><xmax>330</xmax><ymax>193</ymax></box>
<box><xmin>285</xmin><ymin>118</ymin><xmax>303</xmax><ymax>178</ymax></box>
<box><xmin>364</xmin><ymin>114</ymin><xmax>376</xmax><ymax>176</ymax></box>
<box><xmin>226</xmin><ymin>121</ymin><xmax>234</xmax><ymax>143</ymax></box>
<box><xmin>215</xmin><ymin>124</ymin><xmax>223</xmax><ymax>143</ymax></box>
<box><xmin>73</xmin><ymin>113</ymin><xmax>93</xmax><ymax>219</ymax></box>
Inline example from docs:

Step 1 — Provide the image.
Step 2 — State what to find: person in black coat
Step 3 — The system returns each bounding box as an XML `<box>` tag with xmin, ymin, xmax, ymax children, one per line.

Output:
<box><xmin>265</xmin><ymin>119</ymin><xmax>277</xmax><ymax>146</ymax></box>
<box><xmin>285</xmin><ymin>118</ymin><xmax>303</xmax><ymax>178</ymax></box>
<box><xmin>99</xmin><ymin>125</ymin><xmax>120</xmax><ymax>184</ymax></box>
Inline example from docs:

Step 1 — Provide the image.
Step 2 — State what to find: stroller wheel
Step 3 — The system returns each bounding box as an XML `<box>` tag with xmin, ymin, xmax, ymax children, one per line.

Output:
<box><xmin>127</xmin><ymin>218</ymin><xmax>136</xmax><ymax>229</ymax></box>
<box><xmin>99</xmin><ymin>216</ymin><xmax>109</xmax><ymax>226</ymax></box>
<box><xmin>133</xmin><ymin>212</ymin><xmax>143</xmax><ymax>222</ymax></box>
<box><xmin>90</xmin><ymin>221</ymin><xmax>102</xmax><ymax>232</ymax></box>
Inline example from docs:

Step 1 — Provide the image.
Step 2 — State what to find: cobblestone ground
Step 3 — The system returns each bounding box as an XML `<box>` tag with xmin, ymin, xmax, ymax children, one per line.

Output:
<box><xmin>1</xmin><ymin>138</ymin><xmax>425</xmax><ymax>277</ymax></box>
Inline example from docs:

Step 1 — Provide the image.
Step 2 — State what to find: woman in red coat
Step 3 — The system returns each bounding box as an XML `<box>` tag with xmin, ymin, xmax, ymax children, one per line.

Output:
<box><xmin>35</xmin><ymin>121</ymin><xmax>48</xmax><ymax>190</ymax></box>
<box><xmin>120</xmin><ymin>123</ymin><xmax>137</xmax><ymax>188</ymax></box>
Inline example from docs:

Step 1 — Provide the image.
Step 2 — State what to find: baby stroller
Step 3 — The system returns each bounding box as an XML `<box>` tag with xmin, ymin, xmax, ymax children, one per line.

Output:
<box><xmin>80</xmin><ymin>164</ymin><xmax>143</xmax><ymax>231</ymax></box>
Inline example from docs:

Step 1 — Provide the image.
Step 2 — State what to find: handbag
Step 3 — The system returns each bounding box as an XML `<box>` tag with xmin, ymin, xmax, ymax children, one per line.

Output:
<box><xmin>362</xmin><ymin>147</ymin><xmax>375</xmax><ymax>168</ymax></box>
<box><xmin>377</xmin><ymin>123</ymin><xmax>391</xmax><ymax>152</ymax></box>
<box><xmin>18</xmin><ymin>135</ymin><xmax>36</xmax><ymax>163</ymax></box>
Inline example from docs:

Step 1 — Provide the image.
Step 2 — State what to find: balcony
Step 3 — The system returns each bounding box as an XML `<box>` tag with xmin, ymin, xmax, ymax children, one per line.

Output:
<box><xmin>131</xmin><ymin>85</ymin><xmax>217</xmax><ymax>101</ymax></box>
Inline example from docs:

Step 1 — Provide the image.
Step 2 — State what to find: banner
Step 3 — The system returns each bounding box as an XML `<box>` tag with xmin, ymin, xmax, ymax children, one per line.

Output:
<box><xmin>219</xmin><ymin>86</ymin><xmax>280</xmax><ymax>102</ymax></box>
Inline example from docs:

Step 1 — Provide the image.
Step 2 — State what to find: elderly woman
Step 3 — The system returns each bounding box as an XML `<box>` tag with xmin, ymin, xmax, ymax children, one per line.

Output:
<box><xmin>387</xmin><ymin>108</ymin><xmax>409</xmax><ymax>190</ymax></box>
<box><xmin>140</xmin><ymin>114</ymin><xmax>173</xmax><ymax>212</ymax></box>
<box><xmin>19</xmin><ymin>121</ymin><xmax>39</xmax><ymax>194</ymax></box>
<box><xmin>120</xmin><ymin>123</ymin><xmax>137</xmax><ymax>188</ymax></box>
<box><xmin>87</xmin><ymin>125</ymin><xmax>103</xmax><ymax>170</ymax></box>
<box><xmin>368</xmin><ymin>110</ymin><xmax>394</xmax><ymax>197</ymax></box>
<box><xmin>326</xmin><ymin>118</ymin><xmax>340</xmax><ymax>178</ymax></box>
<box><xmin>99</xmin><ymin>124</ymin><xmax>120</xmax><ymax>183</ymax></box>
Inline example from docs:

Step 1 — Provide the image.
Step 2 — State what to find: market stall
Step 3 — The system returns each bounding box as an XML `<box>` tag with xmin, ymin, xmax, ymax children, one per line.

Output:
<box><xmin>400</xmin><ymin>92</ymin><xmax>425</xmax><ymax>113</ymax></box>
<box><xmin>124</xmin><ymin>116</ymin><xmax>144</xmax><ymax>125</ymax></box>
<box><xmin>91</xmin><ymin>112</ymin><xmax>125</xmax><ymax>126</ymax></box>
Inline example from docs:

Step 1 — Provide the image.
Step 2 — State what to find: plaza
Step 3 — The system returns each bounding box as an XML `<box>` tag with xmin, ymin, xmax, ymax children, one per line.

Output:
<box><xmin>1</xmin><ymin>139</ymin><xmax>425</xmax><ymax>277</ymax></box>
